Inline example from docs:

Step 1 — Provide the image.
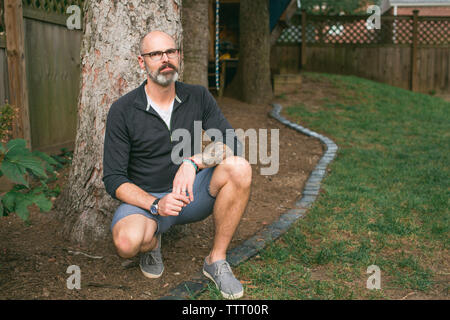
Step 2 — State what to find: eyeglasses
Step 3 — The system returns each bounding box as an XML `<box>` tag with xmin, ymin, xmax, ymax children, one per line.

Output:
<box><xmin>141</xmin><ymin>48</ymin><xmax>179</xmax><ymax>61</ymax></box>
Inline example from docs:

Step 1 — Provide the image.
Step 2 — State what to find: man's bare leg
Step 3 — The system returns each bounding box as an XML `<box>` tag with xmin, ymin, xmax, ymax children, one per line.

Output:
<box><xmin>112</xmin><ymin>214</ymin><xmax>158</xmax><ymax>258</ymax></box>
<box><xmin>207</xmin><ymin>156</ymin><xmax>252</xmax><ymax>263</ymax></box>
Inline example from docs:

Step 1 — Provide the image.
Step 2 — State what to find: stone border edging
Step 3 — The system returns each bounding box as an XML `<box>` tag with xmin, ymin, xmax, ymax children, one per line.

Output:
<box><xmin>159</xmin><ymin>103</ymin><xmax>338</xmax><ymax>300</ymax></box>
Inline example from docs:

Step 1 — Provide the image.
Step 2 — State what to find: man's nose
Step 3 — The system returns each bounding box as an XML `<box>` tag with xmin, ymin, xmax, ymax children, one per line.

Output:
<box><xmin>161</xmin><ymin>52</ymin><xmax>169</xmax><ymax>62</ymax></box>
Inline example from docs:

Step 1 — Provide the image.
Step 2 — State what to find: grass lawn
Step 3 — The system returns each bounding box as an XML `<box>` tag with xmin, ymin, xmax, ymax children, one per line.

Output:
<box><xmin>201</xmin><ymin>72</ymin><xmax>449</xmax><ymax>300</ymax></box>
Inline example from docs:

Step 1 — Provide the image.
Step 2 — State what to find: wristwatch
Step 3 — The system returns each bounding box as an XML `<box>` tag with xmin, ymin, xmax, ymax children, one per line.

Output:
<box><xmin>150</xmin><ymin>198</ymin><xmax>160</xmax><ymax>216</ymax></box>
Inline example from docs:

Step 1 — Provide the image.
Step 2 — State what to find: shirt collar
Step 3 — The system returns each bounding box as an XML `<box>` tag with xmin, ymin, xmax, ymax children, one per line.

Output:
<box><xmin>145</xmin><ymin>91</ymin><xmax>175</xmax><ymax>113</ymax></box>
<box><xmin>134</xmin><ymin>80</ymin><xmax>188</xmax><ymax>113</ymax></box>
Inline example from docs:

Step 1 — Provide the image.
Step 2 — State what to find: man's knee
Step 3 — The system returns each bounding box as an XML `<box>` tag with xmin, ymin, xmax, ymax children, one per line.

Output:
<box><xmin>113</xmin><ymin>228</ymin><xmax>142</xmax><ymax>258</ymax></box>
<box><xmin>222</xmin><ymin>156</ymin><xmax>252</xmax><ymax>188</ymax></box>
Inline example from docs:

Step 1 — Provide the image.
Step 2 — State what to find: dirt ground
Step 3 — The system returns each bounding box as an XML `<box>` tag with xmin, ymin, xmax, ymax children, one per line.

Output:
<box><xmin>0</xmin><ymin>94</ymin><xmax>324</xmax><ymax>300</ymax></box>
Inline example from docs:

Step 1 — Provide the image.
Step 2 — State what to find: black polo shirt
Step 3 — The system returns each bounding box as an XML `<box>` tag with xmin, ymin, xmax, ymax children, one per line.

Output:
<box><xmin>102</xmin><ymin>80</ymin><xmax>241</xmax><ymax>199</ymax></box>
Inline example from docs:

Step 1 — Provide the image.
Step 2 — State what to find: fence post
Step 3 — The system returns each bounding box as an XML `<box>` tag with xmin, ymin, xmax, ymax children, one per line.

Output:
<box><xmin>410</xmin><ymin>10</ymin><xmax>419</xmax><ymax>92</ymax></box>
<box><xmin>301</xmin><ymin>9</ymin><xmax>307</xmax><ymax>69</ymax></box>
<box><xmin>4</xmin><ymin>0</ymin><xmax>31</xmax><ymax>147</ymax></box>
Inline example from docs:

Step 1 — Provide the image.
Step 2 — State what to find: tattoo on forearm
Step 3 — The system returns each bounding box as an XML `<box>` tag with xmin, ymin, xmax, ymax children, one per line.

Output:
<box><xmin>201</xmin><ymin>142</ymin><xmax>234</xmax><ymax>167</ymax></box>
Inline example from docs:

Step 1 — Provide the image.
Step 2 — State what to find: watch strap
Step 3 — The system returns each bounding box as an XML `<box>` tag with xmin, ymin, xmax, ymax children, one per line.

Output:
<box><xmin>150</xmin><ymin>198</ymin><xmax>160</xmax><ymax>215</ymax></box>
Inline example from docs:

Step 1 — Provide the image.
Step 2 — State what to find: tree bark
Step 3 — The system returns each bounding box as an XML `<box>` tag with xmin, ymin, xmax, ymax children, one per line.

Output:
<box><xmin>55</xmin><ymin>0</ymin><xmax>183</xmax><ymax>246</ymax></box>
<box><xmin>181</xmin><ymin>0</ymin><xmax>209</xmax><ymax>88</ymax></box>
<box><xmin>227</xmin><ymin>0</ymin><xmax>272</xmax><ymax>105</ymax></box>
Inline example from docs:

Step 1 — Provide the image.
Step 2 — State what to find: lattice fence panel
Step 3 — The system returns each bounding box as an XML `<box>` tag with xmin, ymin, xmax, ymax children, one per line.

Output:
<box><xmin>22</xmin><ymin>0</ymin><xmax>85</xmax><ymax>15</ymax></box>
<box><xmin>419</xmin><ymin>18</ymin><xmax>450</xmax><ymax>45</ymax></box>
<box><xmin>276</xmin><ymin>13</ymin><xmax>450</xmax><ymax>46</ymax></box>
<box><xmin>312</xmin><ymin>17</ymin><xmax>383</xmax><ymax>45</ymax></box>
<box><xmin>391</xmin><ymin>18</ymin><xmax>413</xmax><ymax>44</ymax></box>
<box><xmin>0</xmin><ymin>0</ymin><xmax>85</xmax><ymax>36</ymax></box>
<box><xmin>276</xmin><ymin>24</ymin><xmax>326</xmax><ymax>44</ymax></box>
<box><xmin>277</xmin><ymin>25</ymin><xmax>302</xmax><ymax>44</ymax></box>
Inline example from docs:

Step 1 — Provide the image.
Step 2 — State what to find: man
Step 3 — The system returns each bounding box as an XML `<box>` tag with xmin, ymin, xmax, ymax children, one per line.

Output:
<box><xmin>102</xmin><ymin>31</ymin><xmax>252</xmax><ymax>300</ymax></box>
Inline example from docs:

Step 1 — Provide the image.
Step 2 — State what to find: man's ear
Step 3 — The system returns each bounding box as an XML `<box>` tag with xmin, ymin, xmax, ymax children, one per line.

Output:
<box><xmin>138</xmin><ymin>55</ymin><xmax>146</xmax><ymax>70</ymax></box>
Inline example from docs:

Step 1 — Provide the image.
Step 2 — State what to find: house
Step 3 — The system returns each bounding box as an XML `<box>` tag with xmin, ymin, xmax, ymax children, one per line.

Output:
<box><xmin>381</xmin><ymin>0</ymin><xmax>450</xmax><ymax>16</ymax></box>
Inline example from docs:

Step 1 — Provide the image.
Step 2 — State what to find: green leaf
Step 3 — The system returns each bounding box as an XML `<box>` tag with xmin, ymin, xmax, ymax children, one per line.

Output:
<box><xmin>39</xmin><ymin>179</ymin><xmax>48</xmax><ymax>189</ymax></box>
<box><xmin>2</xmin><ymin>191</ymin><xmax>17</xmax><ymax>212</ymax></box>
<box><xmin>32</xmin><ymin>193</ymin><xmax>52</xmax><ymax>212</ymax></box>
<box><xmin>52</xmin><ymin>155</ymin><xmax>70</xmax><ymax>165</ymax></box>
<box><xmin>14</xmin><ymin>195</ymin><xmax>32</xmax><ymax>221</ymax></box>
<box><xmin>32</xmin><ymin>150</ymin><xmax>59</xmax><ymax>166</ymax></box>
<box><xmin>0</xmin><ymin>199</ymin><xmax>4</xmax><ymax>217</ymax></box>
<box><xmin>11</xmin><ymin>155</ymin><xmax>47</xmax><ymax>179</ymax></box>
<box><xmin>6</xmin><ymin>139</ymin><xmax>26</xmax><ymax>150</ymax></box>
<box><xmin>0</xmin><ymin>160</ymin><xmax>28</xmax><ymax>186</ymax></box>
<box><xmin>5</xmin><ymin>139</ymin><xmax>29</xmax><ymax>158</ymax></box>
<box><xmin>0</xmin><ymin>143</ymin><xmax>5</xmax><ymax>154</ymax></box>
<box><xmin>2</xmin><ymin>191</ymin><xmax>32</xmax><ymax>221</ymax></box>
<box><xmin>33</xmin><ymin>151</ymin><xmax>59</xmax><ymax>177</ymax></box>
<box><xmin>11</xmin><ymin>184</ymin><xmax>28</xmax><ymax>192</ymax></box>
<box><xmin>31</xmin><ymin>186</ymin><xmax>45</xmax><ymax>195</ymax></box>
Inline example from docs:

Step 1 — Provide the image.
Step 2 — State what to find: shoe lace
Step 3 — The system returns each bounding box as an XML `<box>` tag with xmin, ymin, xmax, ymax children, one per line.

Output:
<box><xmin>215</xmin><ymin>261</ymin><xmax>233</xmax><ymax>277</ymax></box>
<box><xmin>145</xmin><ymin>250</ymin><xmax>162</xmax><ymax>265</ymax></box>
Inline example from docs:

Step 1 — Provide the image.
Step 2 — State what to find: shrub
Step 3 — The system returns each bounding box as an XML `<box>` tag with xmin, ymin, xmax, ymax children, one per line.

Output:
<box><xmin>0</xmin><ymin>139</ymin><xmax>60</xmax><ymax>221</ymax></box>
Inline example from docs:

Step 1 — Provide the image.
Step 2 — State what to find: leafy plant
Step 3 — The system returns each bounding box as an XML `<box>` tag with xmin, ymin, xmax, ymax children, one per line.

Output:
<box><xmin>0</xmin><ymin>139</ymin><xmax>60</xmax><ymax>221</ymax></box>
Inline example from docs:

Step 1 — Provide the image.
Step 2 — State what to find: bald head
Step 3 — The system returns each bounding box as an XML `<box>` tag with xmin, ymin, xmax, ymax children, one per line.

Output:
<box><xmin>140</xmin><ymin>31</ymin><xmax>176</xmax><ymax>55</ymax></box>
<box><xmin>138</xmin><ymin>30</ymin><xmax>180</xmax><ymax>87</ymax></box>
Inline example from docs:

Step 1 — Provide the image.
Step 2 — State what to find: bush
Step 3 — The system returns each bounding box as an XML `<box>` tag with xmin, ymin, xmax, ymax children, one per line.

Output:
<box><xmin>0</xmin><ymin>139</ymin><xmax>60</xmax><ymax>221</ymax></box>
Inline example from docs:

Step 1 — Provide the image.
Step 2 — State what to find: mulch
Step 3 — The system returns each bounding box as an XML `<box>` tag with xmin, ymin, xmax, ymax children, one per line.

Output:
<box><xmin>0</xmin><ymin>95</ymin><xmax>323</xmax><ymax>300</ymax></box>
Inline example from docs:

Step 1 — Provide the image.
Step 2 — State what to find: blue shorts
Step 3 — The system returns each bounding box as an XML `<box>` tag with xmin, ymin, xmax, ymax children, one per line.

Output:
<box><xmin>110</xmin><ymin>167</ymin><xmax>217</xmax><ymax>235</ymax></box>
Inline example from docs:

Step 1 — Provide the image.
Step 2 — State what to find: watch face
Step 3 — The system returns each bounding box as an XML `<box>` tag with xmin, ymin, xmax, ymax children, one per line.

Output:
<box><xmin>150</xmin><ymin>205</ymin><xmax>158</xmax><ymax>215</ymax></box>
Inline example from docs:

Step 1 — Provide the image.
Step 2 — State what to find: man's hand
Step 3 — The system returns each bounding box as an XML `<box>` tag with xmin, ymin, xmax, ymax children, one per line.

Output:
<box><xmin>158</xmin><ymin>192</ymin><xmax>191</xmax><ymax>216</ymax></box>
<box><xmin>172</xmin><ymin>161</ymin><xmax>197</xmax><ymax>202</ymax></box>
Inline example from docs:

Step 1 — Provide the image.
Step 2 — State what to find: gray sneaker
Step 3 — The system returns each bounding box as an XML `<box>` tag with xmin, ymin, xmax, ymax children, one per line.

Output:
<box><xmin>139</xmin><ymin>234</ymin><xmax>164</xmax><ymax>278</ymax></box>
<box><xmin>203</xmin><ymin>258</ymin><xmax>244</xmax><ymax>299</ymax></box>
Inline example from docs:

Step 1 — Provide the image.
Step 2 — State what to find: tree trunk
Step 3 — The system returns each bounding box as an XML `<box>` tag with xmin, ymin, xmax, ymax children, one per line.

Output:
<box><xmin>181</xmin><ymin>0</ymin><xmax>209</xmax><ymax>88</ymax></box>
<box><xmin>55</xmin><ymin>0</ymin><xmax>183</xmax><ymax>246</ymax></box>
<box><xmin>227</xmin><ymin>0</ymin><xmax>272</xmax><ymax>104</ymax></box>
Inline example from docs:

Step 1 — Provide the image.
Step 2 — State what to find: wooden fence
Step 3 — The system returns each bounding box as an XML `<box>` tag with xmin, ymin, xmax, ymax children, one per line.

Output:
<box><xmin>273</xmin><ymin>11</ymin><xmax>450</xmax><ymax>94</ymax></box>
<box><xmin>1</xmin><ymin>0</ymin><xmax>83</xmax><ymax>154</ymax></box>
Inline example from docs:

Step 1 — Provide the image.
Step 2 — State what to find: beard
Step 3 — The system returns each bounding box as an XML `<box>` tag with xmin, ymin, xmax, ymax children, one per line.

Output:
<box><xmin>145</xmin><ymin>62</ymin><xmax>179</xmax><ymax>87</ymax></box>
